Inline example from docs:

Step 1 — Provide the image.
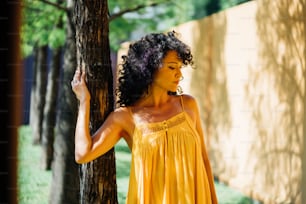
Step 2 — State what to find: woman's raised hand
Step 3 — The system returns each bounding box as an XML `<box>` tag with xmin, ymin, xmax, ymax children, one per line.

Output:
<box><xmin>71</xmin><ymin>69</ymin><xmax>90</xmax><ymax>103</ymax></box>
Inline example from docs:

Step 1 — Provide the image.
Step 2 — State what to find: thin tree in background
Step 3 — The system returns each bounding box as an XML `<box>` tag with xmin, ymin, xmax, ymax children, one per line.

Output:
<box><xmin>31</xmin><ymin>45</ymin><xmax>48</xmax><ymax>144</ymax></box>
<box><xmin>50</xmin><ymin>0</ymin><xmax>80</xmax><ymax>203</ymax></box>
<box><xmin>41</xmin><ymin>45</ymin><xmax>62</xmax><ymax>170</ymax></box>
<box><xmin>40</xmin><ymin>0</ymin><xmax>64</xmax><ymax>171</ymax></box>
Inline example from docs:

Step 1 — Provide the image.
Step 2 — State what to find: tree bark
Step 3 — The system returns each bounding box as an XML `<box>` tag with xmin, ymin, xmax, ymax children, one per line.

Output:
<box><xmin>74</xmin><ymin>0</ymin><xmax>118</xmax><ymax>203</ymax></box>
<box><xmin>29</xmin><ymin>46</ymin><xmax>38</xmax><ymax>129</ymax></box>
<box><xmin>41</xmin><ymin>46</ymin><xmax>62</xmax><ymax>170</ymax></box>
<box><xmin>50</xmin><ymin>1</ymin><xmax>80</xmax><ymax>203</ymax></box>
<box><xmin>32</xmin><ymin>45</ymin><xmax>48</xmax><ymax>144</ymax></box>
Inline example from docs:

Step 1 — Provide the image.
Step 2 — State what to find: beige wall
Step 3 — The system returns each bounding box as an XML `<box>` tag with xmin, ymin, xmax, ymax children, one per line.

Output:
<box><xmin>117</xmin><ymin>0</ymin><xmax>305</xmax><ymax>203</ymax></box>
<box><xmin>170</xmin><ymin>0</ymin><xmax>305</xmax><ymax>203</ymax></box>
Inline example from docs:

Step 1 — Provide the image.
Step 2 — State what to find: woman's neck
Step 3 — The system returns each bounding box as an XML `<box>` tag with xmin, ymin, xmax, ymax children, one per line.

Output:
<box><xmin>137</xmin><ymin>90</ymin><xmax>171</xmax><ymax>108</ymax></box>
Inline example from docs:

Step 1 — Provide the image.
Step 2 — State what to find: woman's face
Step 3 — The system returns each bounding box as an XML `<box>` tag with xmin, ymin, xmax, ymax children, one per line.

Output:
<box><xmin>152</xmin><ymin>50</ymin><xmax>183</xmax><ymax>93</ymax></box>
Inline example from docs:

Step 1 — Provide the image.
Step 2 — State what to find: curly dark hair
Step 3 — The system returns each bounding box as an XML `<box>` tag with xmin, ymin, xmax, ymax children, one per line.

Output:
<box><xmin>116</xmin><ymin>31</ymin><xmax>193</xmax><ymax>107</ymax></box>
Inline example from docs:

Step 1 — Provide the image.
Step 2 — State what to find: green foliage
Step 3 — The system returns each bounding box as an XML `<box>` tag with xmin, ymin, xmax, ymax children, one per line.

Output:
<box><xmin>48</xmin><ymin>28</ymin><xmax>66</xmax><ymax>48</ymax></box>
<box><xmin>109</xmin><ymin>0</ymin><xmax>194</xmax><ymax>51</ymax></box>
<box><xmin>21</xmin><ymin>0</ymin><xmax>66</xmax><ymax>57</ymax></box>
<box><xmin>109</xmin><ymin>17</ymin><xmax>134</xmax><ymax>51</ymax></box>
<box><xmin>21</xmin><ymin>0</ymin><xmax>195</xmax><ymax>55</ymax></box>
<box><xmin>20</xmin><ymin>0</ymin><xmax>252</xmax><ymax>56</ymax></box>
<box><xmin>220</xmin><ymin>0</ymin><xmax>251</xmax><ymax>10</ymax></box>
<box><xmin>191</xmin><ymin>0</ymin><xmax>252</xmax><ymax>19</ymax></box>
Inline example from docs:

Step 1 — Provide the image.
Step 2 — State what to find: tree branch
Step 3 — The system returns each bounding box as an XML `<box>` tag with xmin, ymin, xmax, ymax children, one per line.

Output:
<box><xmin>36</xmin><ymin>0</ymin><xmax>69</xmax><ymax>12</ymax></box>
<box><xmin>109</xmin><ymin>1</ymin><xmax>170</xmax><ymax>22</ymax></box>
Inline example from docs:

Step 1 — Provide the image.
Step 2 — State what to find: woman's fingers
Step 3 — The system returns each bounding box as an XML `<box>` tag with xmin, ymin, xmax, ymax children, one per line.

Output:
<box><xmin>80</xmin><ymin>70</ymin><xmax>86</xmax><ymax>83</ymax></box>
<box><xmin>74</xmin><ymin>70</ymin><xmax>81</xmax><ymax>81</ymax></box>
<box><xmin>71</xmin><ymin>69</ymin><xmax>83</xmax><ymax>86</ymax></box>
<box><xmin>71</xmin><ymin>69</ymin><xmax>90</xmax><ymax>102</ymax></box>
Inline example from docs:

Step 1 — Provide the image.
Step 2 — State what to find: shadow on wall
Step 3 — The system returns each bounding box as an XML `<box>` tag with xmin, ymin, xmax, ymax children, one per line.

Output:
<box><xmin>245</xmin><ymin>0</ymin><xmax>305</xmax><ymax>203</ymax></box>
<box><xmin>190</xmin><ymin>11</ymin><xmax>231</xmax><ymax>179</ymax></box>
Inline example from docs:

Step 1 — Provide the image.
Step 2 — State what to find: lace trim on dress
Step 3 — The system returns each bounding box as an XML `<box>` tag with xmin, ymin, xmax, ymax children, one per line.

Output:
<box><xmin>138</xmin><ymin>112</ymin><xmax>186</xmax><ymax>135</ymax></box>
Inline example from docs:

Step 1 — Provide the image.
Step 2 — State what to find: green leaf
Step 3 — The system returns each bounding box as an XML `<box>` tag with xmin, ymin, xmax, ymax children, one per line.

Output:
<box><xmin>48</xmin><ymin>28</ymin><xmax>66</xmax><ymax>49</ymax></box>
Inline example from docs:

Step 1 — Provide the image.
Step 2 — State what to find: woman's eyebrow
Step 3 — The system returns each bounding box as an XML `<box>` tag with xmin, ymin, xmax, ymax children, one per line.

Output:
<box><xmin>165</xmin><ymin>62</ymin><xmax>179</xmax><ymax>64</ymax></box>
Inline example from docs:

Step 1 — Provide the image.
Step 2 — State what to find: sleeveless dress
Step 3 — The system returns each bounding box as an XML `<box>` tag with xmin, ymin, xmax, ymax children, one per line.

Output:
<box><xmin>126</xmin><ymin>96</ymin><xmax>212</xmax><ymax>204</ymax></box>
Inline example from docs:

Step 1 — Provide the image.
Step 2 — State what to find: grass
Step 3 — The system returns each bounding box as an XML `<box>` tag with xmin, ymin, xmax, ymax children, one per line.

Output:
<box><xmin>18</xmin><ymin>126</ymin><xmax>52</xmax><ymax>204</ymax></box>
<box><xmin>18</xmin><ymin>125</ymin><xmax>256</xmax><ymax>204</ymax></box>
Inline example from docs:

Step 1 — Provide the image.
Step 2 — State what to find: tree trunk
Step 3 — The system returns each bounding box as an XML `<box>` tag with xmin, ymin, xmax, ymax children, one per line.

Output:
<box><xmin>50</xmin><ymin>1</ymin><xmax>80</xmax><ymax>203</ymax></box>
<box><xmin>41</xmin><ymin>46</ymin><xmax>62</xmax><ymax>170</ymax></box>
<box><xmin>29</xmin><ymin>46</ymin><xmax>38</xmax><ymax>128</ymax></box>
<box><xmin>74</xmin><ymin>0</ymin><xmax>118</xmax><ymax>203</ymax></box>
<box><xmin>41</xmin><ymin>0</ymin><xmax>64</xmax><ymax>170</ymax></box>
<box><xmin>31</xmin><ymin>45</ymin><xmax>48</xmax><ymax>144</ymax></box>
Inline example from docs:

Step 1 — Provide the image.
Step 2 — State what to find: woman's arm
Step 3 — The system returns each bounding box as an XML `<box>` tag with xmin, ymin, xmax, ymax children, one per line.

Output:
<box><xmin>71</xmin><ymin>70</ymin><xmax>124</xmax><ymax>164</ymax></box>
<box><xmin>75</xmin><ymin>101</ymin><xmax>124</xmax><ymax>164</ymax></box>
<box><xmin>183</xmin><ymin>95</ymin><xmax>218</xmax><ymax>204</ymax></box>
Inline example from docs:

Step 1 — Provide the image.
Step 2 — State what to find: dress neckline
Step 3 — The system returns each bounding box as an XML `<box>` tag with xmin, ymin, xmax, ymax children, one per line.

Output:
<box><xmin>136</xmin><ymin>111</ymin><xmax>186</xmax><ymax>128</ymax></box>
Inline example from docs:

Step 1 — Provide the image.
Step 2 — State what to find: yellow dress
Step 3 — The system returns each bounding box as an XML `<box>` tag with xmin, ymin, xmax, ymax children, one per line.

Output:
<box><xmin>126</xmin><ymin>97</ymin><xmax>212</xmax><ymax>204</ymax></box>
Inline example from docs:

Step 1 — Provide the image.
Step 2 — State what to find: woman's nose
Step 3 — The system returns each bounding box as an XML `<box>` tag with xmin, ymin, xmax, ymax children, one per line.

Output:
<box><xmin>175</xmin><ymin>69</ymin><xmax>182</xmax><ymax>79</ymax></box>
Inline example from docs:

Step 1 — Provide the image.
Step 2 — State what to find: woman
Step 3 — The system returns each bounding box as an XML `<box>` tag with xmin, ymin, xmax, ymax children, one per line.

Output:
<box><xmin>71</xmin><ymin>31</ymin><xmax>218</xmax><ymax>204</ymax></box>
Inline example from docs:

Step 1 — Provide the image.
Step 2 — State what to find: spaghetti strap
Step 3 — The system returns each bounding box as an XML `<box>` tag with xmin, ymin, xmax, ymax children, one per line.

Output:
<box><xmin>180</xmin><ymin>95</ymin><xmax>185</xmax><ymax>112</ymax></box>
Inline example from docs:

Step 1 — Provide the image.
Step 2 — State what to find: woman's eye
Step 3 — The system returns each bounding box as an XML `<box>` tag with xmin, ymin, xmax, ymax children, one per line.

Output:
<box><xmin>168</xmin><ymin>66</ymin><xmax>175</xmax><ymax>70</ymax></box>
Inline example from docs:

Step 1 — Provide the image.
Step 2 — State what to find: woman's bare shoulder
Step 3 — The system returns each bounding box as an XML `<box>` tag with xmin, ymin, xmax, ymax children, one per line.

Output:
<box><xmin>112</xmin><ymin>106</ymin><xmax>133</xmax><ymax>122</ymax></box>
<box><xmin>180</xmin><ymin>94</ymin><xmax>201</xmax><ymax>125</ymax></box>
<box><xmin>180</xmin><ymin>94</ymin><xmax>198</xmax><ymax>108</ymax></box>
<box><xmin>113</xmin><ymin>106</ymin><xmax>134</xmax><ymax>133</ymax></box>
